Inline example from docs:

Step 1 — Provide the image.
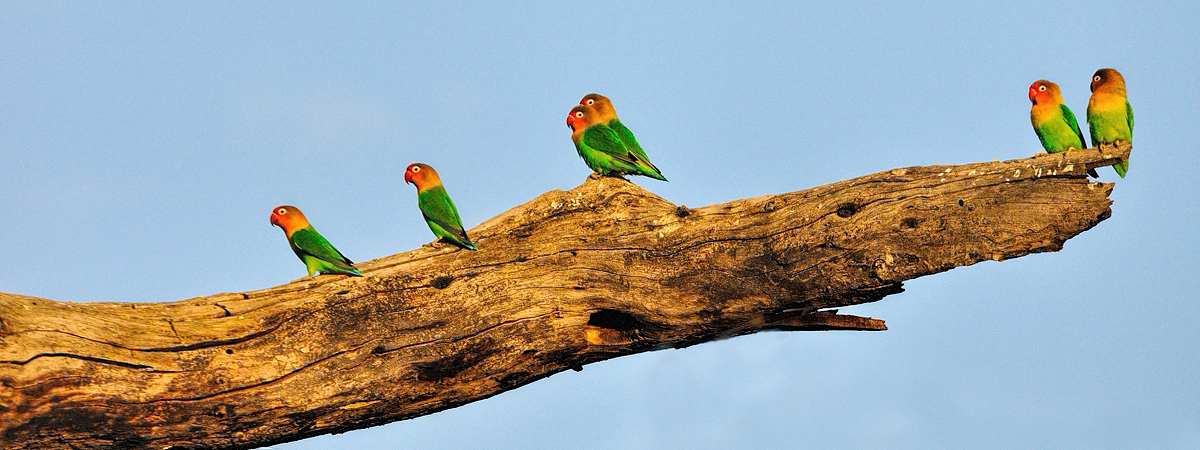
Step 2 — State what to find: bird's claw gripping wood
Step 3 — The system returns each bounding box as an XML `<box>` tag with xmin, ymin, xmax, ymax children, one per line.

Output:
<box><xmin>0</xmin><ymin>144</ymin><xmax>1128</xmax><ymax>450</ymax></box>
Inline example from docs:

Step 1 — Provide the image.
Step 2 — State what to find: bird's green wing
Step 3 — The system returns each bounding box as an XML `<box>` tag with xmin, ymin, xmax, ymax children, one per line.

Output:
<box><xmin>610</xmin><ymin>119</ymin><xmax>665</xmax><ymax>179</ymax></box>
<box><xmin>1126</xmin><ymin>100</ymin><xmax>1134</xmax><ymax>134</ymax></box>
<box><xmin>1060</xmin><ymin>104</ymin><xmax>1088</xmax><ymax>149</ymax></box>
<box><xmin>419</xmin><ymin>186</ymin><xmax>474</xmax><ymax>248</ymax></box>
<box><xmin>609</xmin><ymin>120</ymin><xmax>647</xmax><ymax>160</ymax></box>
<box><xmin>291</xmin><ymin>227</ymin><xmax>355</xmax><ymax>268</ymax></box>
<box><xmin>582</xmin><ymin>124</ymin><xmax>639</xmax><ymax>167</ymax></box>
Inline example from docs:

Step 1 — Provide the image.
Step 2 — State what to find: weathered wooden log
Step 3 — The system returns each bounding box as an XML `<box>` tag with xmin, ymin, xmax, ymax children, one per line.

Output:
<box><xmin>0</xmin><ymin>144</ymin><xmax>1130</xmax><ymax>449</ymax></box>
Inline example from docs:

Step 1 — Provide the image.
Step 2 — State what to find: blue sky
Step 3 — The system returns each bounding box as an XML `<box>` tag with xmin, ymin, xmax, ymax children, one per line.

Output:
<box><xmin>1</xmin><ymin>2</ymin><xmax>1198</xmax><ymax>449</ymax></box>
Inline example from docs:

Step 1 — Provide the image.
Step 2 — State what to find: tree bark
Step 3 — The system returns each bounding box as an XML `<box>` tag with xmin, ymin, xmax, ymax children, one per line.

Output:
<box><xmin>0</xmin><ymin>145</ymin><xmax>1130</xmax><ymax>449</ymax></box>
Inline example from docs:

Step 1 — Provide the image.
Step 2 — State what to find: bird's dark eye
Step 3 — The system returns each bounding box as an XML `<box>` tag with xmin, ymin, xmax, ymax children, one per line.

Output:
<box><xmin>586</xmin><ymin>99</ymin><xmax>595</xmax><ymax>105</ymax></box>
<box><xmin>1094</xmin><ymin>75</ymin><xmax>1101</xmax><ymax>82</ymax></box>
<box><xmin>412</xmin><ymin>166</ymin><xmax>420</xmax><ymax>172</ymax></box>
<box><xmin>1038</xmin><ymin>85</ymin><xmax>1046</xmax><ymax>91</ymax></box>
<box><xmin>277</xmin><ymin>208</ymin><xmax>287</xmax><ymax>215</ymax></box>
<box><xmin>575</xmin><ymin>111</ymin><xmax>584</xmax><ymax>118</ymax></box>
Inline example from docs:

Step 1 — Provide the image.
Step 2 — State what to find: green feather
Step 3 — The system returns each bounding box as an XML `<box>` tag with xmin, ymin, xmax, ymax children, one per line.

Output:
<box><xmin>1112</xmin><ymin>100</ymin><xmax>1132</xmax><ymax>177</ymax></box>
<box><xmin>288</xmin><ymin>227</ymin><xmax>361</xmax><ymax>276</ymax></box>
<box><xmin>1033</xmin><ymin>105</ymin><xmax>1085</xmax><ymax>153</ymax></box>
<box><xmin>575</xmin><ymin>123</ymin><xmax>666</xmax><ymax>181</ymax></box>
<box><xmin>608</xmin><ymin>119</ymin><xmax>666</xmax><ymax>181</ymax></box>
<box><xmin>1087</xmin><ymin>99</ymin><xmax>1133</xmax><ymax>178</ymax></box>
<box><xmin>1034</xmin><ymin>104</ymin><xmax>1097</xmax><ymax>177</ymax></box>
<box><xmin>1061</xmin><ymin>105</ymin><xmax>1088</xmax><ymax>150</ymax></box>
<box><xmin>1126</xmin><ymin>100</ymin><xmax>1134</xmax><ymax>134</ymax></box>
<box><xmin>418</xmin><ymin>185</ymin><xmax>476</xmax><ymax>250</ymax></box>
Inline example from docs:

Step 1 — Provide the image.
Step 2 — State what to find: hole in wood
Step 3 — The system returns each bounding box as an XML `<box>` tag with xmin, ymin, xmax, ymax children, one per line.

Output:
<box><xmin>429</xmin><ymin>276</ymin><xmax>453</xmax><ymax>289</ymax></box>
<box><xmin>836</xmin><ymin>202</ymin><xmax>859</xmax><ymax>218</ymax></box>
<box><xmin>587</xmin><ymin>309</ymin><xmax>645</xmax><ymax>332</ymax></box>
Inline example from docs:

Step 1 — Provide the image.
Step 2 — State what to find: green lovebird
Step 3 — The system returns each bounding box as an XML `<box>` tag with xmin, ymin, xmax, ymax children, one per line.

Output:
<box><xmin>579</xmin><ymin>93</ymin><xmax>666</xmax><ymax>181</ymax></box>
<box><xmin>270</xmin><ymin>205</ymin><xmax>362</xmax><ymax>277</ymax></box>
<box><xmin>1029</xmin><ymin>79</ymin><xmax>1098</xmax><ymax>177</ymax></box>
<box><xmin>404</xmin><ymin>163</ymin><xmax>477</xmax><ymax>251</ymax></box>
<box><xmin>1087</xmin><ymin>68</ymin><xmax>1133</xmax><ymax>178</ymax></box>
<box><xmin>566</xmin><ymin>104</ymin><xmax>667</xmax><ymax>181</ymax></box>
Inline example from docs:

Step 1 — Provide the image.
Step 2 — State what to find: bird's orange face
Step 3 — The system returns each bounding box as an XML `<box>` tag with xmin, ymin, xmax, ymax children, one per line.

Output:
<box><xmin>1091</xmin><ymin>68</ymin><xmax>1122</xmax><ymax>93</ymax></box>
<box><xmin>579</xmin><ymin>93</ymin><xmax>616</xmax><ymax>119</ymax></box>
<box><xmin>404</xmin><ymin>163</ymin><xmax>441</xmax><ymax>191</ymax></box>
<box><xmin>566</xmin><ymin>105</ymin><xmax>594</xmax><ymax>132</ymax></box>
<box><xmin>270</xmin><ymin>205</ymin><xmax>308</xmax><ymax>233</ymax></box>
<box><xmin>1028</xmin><ymin>80</ymin><xmax>1058</xmax><ymax>105</ymax></box>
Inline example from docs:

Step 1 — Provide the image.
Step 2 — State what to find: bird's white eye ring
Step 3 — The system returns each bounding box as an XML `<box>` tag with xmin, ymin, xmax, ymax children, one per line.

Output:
<box><xmin>586</xmin><ymin>99</ymin><xmax>595</xmax><ymax>105</ymax></box>
<box><xmin>277</xmin><ymin>208</ymin><xmax>287</xmax><ymax>215</ymax></box>
<box><xmin>1094</xmin><ymin>75</ymin><xmax>1101</xmax><ymax>82</ymax></box>
<box><xmin>575</xmin><ymin>111</ymin><xmax>584</xmax><ymax>118</ymax></box>
<box><xmin>412</xmin><ymin>166</ymin><xmax>420</xmax><ymax>172</ymax></box>
<box><xmin>1038</xmin><ymin>85</ymin><xmax>1046</xmax><ymax>91</ymax></box>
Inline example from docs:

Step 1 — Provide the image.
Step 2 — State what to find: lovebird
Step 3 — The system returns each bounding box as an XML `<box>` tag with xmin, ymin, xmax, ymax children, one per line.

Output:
<box><xmin>579</xmin><ymin>93</ymin><xmax>665</xmax><ymax>180</ymax></box>
<box><xmin>566</xmin><ymin>105</ymin><xmax>667</xmax><ymax>181</ymax></box>
<box><xmin>404</xmin><ymin>163</ymin><xmax>477</xmax><ymax>251</ymax></box>
<box><xmin>1087</xmin><ymin>68</ymin><xmax>1133</xmax><ymax>178</ymax></box>
<box><xmin>270</xmin><ymin>205</ymin><xmax>362</xmax><ymax>277</ymax></box>
<box><xmin>1029</xmin><ymin>80</ymin><xmax>1098</xmax><ymax>177</ymax></box>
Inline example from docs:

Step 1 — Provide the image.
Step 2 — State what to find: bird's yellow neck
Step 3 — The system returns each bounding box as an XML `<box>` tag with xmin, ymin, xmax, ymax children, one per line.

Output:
<box><xmin>1089</xmin><ymin>90</ymin><xmax>1126</xmax><ymax>111</ymax></box>
<box><xmin>1030</xmin><ymin>101</ymin><xmax>1061</xmax><ymax>124</ymax></box>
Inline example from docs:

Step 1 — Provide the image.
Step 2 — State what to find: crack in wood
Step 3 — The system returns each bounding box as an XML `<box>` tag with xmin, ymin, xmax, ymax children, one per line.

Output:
<box><xmin>0</xmin><ymin>353</ymin><xmax>156</xmax><ymax>371</ymax></box>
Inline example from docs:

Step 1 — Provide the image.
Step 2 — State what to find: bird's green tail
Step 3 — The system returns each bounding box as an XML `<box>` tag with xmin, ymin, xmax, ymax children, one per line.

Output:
<box><xmin>1114</xmin><ymin>159</ymin><xmax>1128</xmax><ymax>178</ymax></box>
<box><xmin>636</xmin><ymin>162</ymin><xmax>667</xmax><ymax>181</ymax></box>
<box><xmin>323</xmin><ymin>266</ymin><xmax>363</xmax><ymax>277</ymax></box>
<box><xmin>441</xmin><ymin>236</ymin><xmax>478</xmax><ymax>251</ymax></box>
<box><xmin>307</xmin><ymin>256</ymin><xmax>362</xmax><ymax>277</ymax></box>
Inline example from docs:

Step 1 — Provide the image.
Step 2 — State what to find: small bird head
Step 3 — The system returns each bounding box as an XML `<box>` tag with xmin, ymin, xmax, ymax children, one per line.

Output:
<box><xmin>566</xmin><ymin>105</ymin><xmax>597</xmax><ymax>133</ymax></box>
<box><xmin>1090</xmin><ymin>68</ymin><xmax>1126</xmax><ymax>94</ymax></box>
<box><xmin>579</xmin><ymin>93</ymin><xmax>618</xmax><ymax>120</ymax></box>
<box><xmin>1028</xmin><ymin>80</ymin><xmax>1062</xmax><ymax>105</ymax></box>
<box><xmin>270</xmin><ymin>205</ymin><xmax>309</xmax><ymax>233</ymax></box>
<box><xmin>404</xmin><ymin>163</ymin><xmax>442</xmax><ymax>191</ymax></box>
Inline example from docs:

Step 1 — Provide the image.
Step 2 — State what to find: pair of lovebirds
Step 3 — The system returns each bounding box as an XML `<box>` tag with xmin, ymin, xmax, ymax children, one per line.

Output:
<box><xmin>269</xmin><ymin>163</ymin><xmax>476</xmax><ymax>277</ymax></box>
<box><xmin>1029</xmin><ymin>68</ymin><xmax>1134</xmax><ymax>178</ymax></box>
<box><xmin>270</xmin><ymin>93</ymin><xmax>670</xmax><ymax>277</ymax></box>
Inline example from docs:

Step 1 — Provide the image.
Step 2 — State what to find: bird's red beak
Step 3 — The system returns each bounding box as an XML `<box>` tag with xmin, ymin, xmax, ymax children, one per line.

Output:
<box><xmin>566</xmin><ymin>114</ymin><xmax>575</xmax><ymax>130</ymax></box>
<box><xmin>270</xmin><ymin>214</ymin><xmax>280</xmax><ymax>227</ymax></box>
<box><xmin>404</xmin><ymin>169</ymin><xmax>414</xmax><ymax>185</ymax></box>
<box><xmin>1028</xmin><ymin>87</ymin><xmax>1037</xmax><ymax>103</ymax></box>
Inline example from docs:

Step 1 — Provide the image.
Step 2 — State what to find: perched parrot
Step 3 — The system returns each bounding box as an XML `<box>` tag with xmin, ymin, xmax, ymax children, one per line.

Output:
<box><xmin>566</xmin><ymin>105</ymin><xmax>667</xmax><ymax>181</ymax></box>
<box><xmin>1087</xmin><ymin>68</ymin><xmax>1133</xmax><ymax>178</ymax></box>
<box><xmin>578</xmin><ymin>93</ymin><xmax>665</xmax><ymax>180</ymax></box>
<box><xmin>1029</xmin><ymin>79</ymin><xmax>1098</xmax><ymax>177</ymax></box>
<box><xmin>404</xmin><ymin>163</ymin><xmax>477</xmax><ymax>250</ymax></box>
<box><xmin>270</xmin><ymin>205</ymin><xmax>362</xmax><ymax>277</ymax></box>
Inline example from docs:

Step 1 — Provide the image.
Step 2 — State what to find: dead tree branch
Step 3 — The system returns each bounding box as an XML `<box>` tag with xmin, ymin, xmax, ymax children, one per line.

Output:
<box><xmin>0</xmin><ymin>144</ymin><xmax>1130</xmax><ymax>449</ymax></box>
